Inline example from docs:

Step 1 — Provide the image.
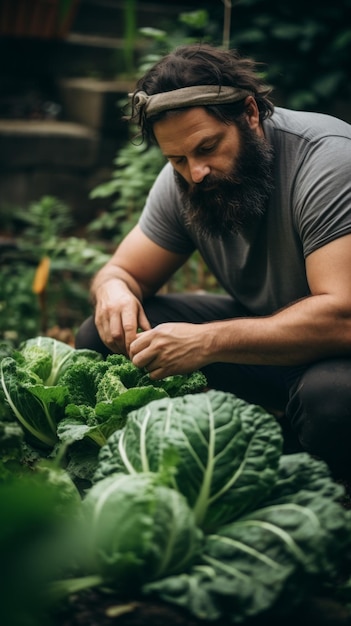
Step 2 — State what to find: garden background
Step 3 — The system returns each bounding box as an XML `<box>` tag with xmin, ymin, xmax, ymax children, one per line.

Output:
<box><xmin>1</xmin><ymin>0</ymin><xmax>350</xmax><ymax>347</ymax></box>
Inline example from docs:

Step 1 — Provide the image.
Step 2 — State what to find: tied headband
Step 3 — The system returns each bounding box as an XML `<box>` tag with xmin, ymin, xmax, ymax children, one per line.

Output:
<box><xmin>129</xmin><ymin>85</ymin><xmax>252</xmax><ymax>124</ymax></box>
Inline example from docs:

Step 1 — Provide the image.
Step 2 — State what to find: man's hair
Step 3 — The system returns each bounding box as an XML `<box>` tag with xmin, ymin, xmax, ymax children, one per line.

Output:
<box><xmin>132</xmin><ymin>43</ymin><xmax>274</xmax><ymax>143</ymax></box>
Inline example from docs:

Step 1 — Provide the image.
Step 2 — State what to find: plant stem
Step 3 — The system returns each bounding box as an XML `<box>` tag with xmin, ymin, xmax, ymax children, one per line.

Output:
<box><xmin>222</xmin><ymin>0</ymin><xmax>232</xmax><ymax>50</ymax></box>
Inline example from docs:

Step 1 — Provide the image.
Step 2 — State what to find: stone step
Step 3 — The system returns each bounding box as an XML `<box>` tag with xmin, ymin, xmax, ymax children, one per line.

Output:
<box><xmin>0</xmin><ymin>120</ymin><xmax>99</xmax><ymax>168</ymax></box>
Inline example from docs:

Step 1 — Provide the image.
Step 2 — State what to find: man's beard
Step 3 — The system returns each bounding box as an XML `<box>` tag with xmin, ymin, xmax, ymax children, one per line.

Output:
<box><xmin>174</xmin><ymin>120</ymin><xmax>274</xmax><ymax>239</ymax></box>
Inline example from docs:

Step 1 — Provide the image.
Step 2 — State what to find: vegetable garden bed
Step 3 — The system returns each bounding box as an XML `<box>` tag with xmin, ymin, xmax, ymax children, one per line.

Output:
<box><xmin>1</xmin><ymin>336</ymin><xmax>351</xmax><ymax>626</ymax></box>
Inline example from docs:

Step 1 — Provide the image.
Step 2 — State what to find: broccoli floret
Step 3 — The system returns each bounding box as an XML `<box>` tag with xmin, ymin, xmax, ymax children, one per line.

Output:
<box><xmin>95</xmin><ymin>367</ymin><xmax>127</xmax><ymax>403</ymax></box>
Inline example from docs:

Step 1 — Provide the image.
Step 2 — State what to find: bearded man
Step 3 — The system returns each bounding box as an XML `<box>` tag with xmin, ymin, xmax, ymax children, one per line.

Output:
<box><xmin>76</xmin><ymin>44</ymin><xmax>351</xmax><ymax>479</ymax></box>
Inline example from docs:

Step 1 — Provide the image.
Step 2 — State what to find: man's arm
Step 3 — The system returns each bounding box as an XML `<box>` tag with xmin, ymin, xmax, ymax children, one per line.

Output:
<box><xmin>91</xmin><ymin>224</ymin><xmax>189</xmax><ymax>355</ymax></box>
<box><xmin>130</xmin><ymin>234</ymin><xmax>351</xmax><ymax>377</ymax></box>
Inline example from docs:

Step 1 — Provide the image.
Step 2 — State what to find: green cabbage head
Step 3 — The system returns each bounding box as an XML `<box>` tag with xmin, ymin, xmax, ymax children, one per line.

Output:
<box><xmin>95</xmin><ymin>390</ymin><xmax>283</xmax><ymax>532</ymax></box>
<box><xmin>81</xmin><ymin>472</ymin><xmax>203</xmax><ymax>593</ymax></box>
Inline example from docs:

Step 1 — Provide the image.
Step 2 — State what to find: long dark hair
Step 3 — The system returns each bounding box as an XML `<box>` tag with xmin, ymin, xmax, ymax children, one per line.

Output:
<box><xmin>131</xmin><ymin>43</ymin><xmax>274</xmax><ymax>143</ymax></box>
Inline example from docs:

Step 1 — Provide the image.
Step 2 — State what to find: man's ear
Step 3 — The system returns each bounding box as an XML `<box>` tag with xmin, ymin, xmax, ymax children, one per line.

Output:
<box><xmin>244</xmin><ymin>95</ymin><xmax>260</xmax><ymax>130</ymax></box>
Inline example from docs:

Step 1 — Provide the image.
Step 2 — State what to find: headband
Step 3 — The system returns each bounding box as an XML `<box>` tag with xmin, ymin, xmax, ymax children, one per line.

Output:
<box><xmin>130</xmin><ymin>85</ymin><xmax>252</xmax><ymax>124</ymax></box>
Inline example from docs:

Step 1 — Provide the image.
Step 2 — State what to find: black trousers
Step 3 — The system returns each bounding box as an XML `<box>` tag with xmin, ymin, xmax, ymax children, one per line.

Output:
<box><xmin>75</xmin><ymin>292</ymin><xmax>351</xmax><ymax>479</ymax></box>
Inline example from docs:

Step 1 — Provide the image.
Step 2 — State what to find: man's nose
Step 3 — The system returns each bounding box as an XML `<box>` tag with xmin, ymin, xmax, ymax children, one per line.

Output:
<box><xmin>188</xmin><ymin>160</ymin><xmax>210</xmax><ymax>184</ymax></box>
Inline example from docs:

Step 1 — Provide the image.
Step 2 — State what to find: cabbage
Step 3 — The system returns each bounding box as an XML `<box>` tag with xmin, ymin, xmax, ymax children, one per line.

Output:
<box><xmin>51</xmin><ymin>391</ymin><xmax>351</xmax><ymax>623</ymax></box>
<box><xmin>145</xmin><ymin>453</ymin><xmax>351</xmax><ymax>622</ymax></box>
<box><xmin>95</xmin><ymin>390</ymin><xmax>283</xmax><ymax>531</ymax></box>
<box><xmin>20</xmin><ymin>336</ymin><xmax>102</xmax><ymax>385</ymax></box>
<box><xmin>0</xmin><ymin>337</ymin><xmax>102</xmax><ymax>447</ymax></box>
<box><xmin>81</xmin><ymin>472</ymin><xmax>203</xmax><ymax>593</ymax></box>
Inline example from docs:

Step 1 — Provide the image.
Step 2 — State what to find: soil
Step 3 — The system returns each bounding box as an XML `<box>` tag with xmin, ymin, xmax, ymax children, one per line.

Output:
<box><xmin>53</xmin><ymin>589</ymin><xmax>351</xmax><ymax>626</ymax></box>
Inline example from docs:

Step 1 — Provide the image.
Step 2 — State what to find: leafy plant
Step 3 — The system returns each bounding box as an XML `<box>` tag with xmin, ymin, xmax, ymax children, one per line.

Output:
<box><xmin>88</xmin><ymin>142</ymin><xmax>166</xmax><ymax>242</ymax></box>
<box><xmin>0</xmin><ymin>464</ymin><xmax>81</xmax><ymax>626</ymax></box>
<box><xmin>78</xmin><ymin>473</ymin><xmax>203</xmax><ymax>593</ymax></box>
<box><xmin>51</xmin><ymin>391</ymin><xmax>351</xmax><ymax>623</ymax></box>
<box><xmin>224</xmin><ymin>0</ymin><xmax>351</xmax><ymax>113</ymax></box>
<box><xmin>145</xmin><ymin>452</ymin><xmax>351</xmax><ymax>622</ymax></box>
<box><xmin>0</xmin><ymin>336</ymin><xmax>207</xmax><ymax>456</ymax></box>
<box><xmin>56</xmin><ymin>352</ymin><xmax>207</xmax><ymax>448</ymax></box>
<box><xmin>94</xmin><ymin>390</ymin><xmax>283</xmax><ymax>532</ymax></box>
<box><xmin>0</xmin><ymin>196</ymin><xmax>110</xmax><ymax>342</ymax></box>
<box><xmin>0</xmin><ymin>338</ymin><xmax>102</xmax><ymax>447</ymax></box>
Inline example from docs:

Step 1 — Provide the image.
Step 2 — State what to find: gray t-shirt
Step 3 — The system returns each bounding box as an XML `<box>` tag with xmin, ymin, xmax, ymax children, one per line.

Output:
<box><xmin>138</xmin><ymin>107</ymin><xmax>351</xmax><ymax>315</ymax></box>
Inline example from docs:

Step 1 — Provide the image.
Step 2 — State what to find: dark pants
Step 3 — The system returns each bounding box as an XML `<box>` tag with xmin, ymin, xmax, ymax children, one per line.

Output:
<box><xmin>75</xmin><ymin>292</ymin><xmax>351</xmax><ymax>479</ymax></box>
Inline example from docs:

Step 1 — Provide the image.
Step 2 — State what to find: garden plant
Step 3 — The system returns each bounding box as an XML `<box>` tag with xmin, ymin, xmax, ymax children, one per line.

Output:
<box><xmin>1</xmin><ymin>2</ymin><xmax>351</xmax><ymax>625</ymax></box>
<box><xmin>1</xmin><ymin>336</ymin><xmax>351</xmax><ymax>626</ymax></box>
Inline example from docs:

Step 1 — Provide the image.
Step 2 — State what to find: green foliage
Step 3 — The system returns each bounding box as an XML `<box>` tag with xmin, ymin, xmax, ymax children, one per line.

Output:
<box><xmin>95</xmin><ymin>390</ymin><xmax>283</xmax><ymax>531</ymax></box>
<box><xmin>80</xmin><ymin>473</ymin><xmax>203</xmax><ymax>593</ymax></box>
<box><xmin>146</xmin><ymin>453</ymin><xmax>351</xmax><ymax>622</ymax></box>
<box><xmin>0</xmin><ymin>262</ymin><xmax>41</xmax><ymax>343</ymax></box>
<box><xmin>0</xmin><ymin>336</ymin><xmax>207</xmax><ymax>456</ymax></box>
<box><xmin>89</xmin><ymin>142</ymin><xmax>166</xmax><ymax>242</ymax></box>
<box><xmin>53</xmin><ymin>391</ymin><xmax>351</xmax><ymax>623</ymax></box>
<box><xmin>0</xmin><ymin>466</ymin><xmax>81</xmax><ymax>626</ymax></box>
<box><xmin>57</xmin><ymin>352</ymin><xmax>207</xmax><ymax>448</ymax></box>
<box><xmin>221</xmin><ymin>0</ymin><xmax>351</xmax><ymax>113</ymax></box>
<box><xmin>21</xmin><ymin>336</ymin><xmax>103</xmax><ymax>386</ymax></box>
<box><xmin>0</xmin><ymin>337</ymin><xmax>103</xmax><ymax>447</ymax></box>
<box><xmin>0</xmin><ymin>196</ymin><xmax>110</xmax><ymax>343</ymax></box>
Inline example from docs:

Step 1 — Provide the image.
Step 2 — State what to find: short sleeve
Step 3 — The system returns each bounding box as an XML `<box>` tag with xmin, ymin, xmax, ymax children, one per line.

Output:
<box><xmin>293</xmin><ymin>135</ymin><xmax>351</xmax><ymax>257</ymax></box>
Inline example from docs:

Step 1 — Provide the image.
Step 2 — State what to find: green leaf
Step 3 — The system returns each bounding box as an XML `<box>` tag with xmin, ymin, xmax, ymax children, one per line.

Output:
<box><xmin>1</xmin><ymin>357</ymin><xmax>68</xmax><ymax>447</ymax></box>
<box><xmin>58</xmin><ymin>387</ymin><xmax>169</xmax><ymax>448</ymax></box>
<box><xmin>80</xmin><ymin>473</ymin><xmax>203</xmax><ymax>592</ymax></box>
<box><xmin>145</xmin><ymin>454</ymin><xmax>351</xmax><ymax>623</ymax></box>
<box><xmin>96</xmin><ymin>391</ymin><xmax>283</xmax><ymax>531</ymax></box>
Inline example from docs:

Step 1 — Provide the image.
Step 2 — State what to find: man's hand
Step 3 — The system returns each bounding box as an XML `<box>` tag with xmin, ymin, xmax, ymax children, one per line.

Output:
<box><xmin>94</xmin><ymin>278</ymin><xmax>151</xmax><ymax>356</ymax></box>
<box><xmin>129</xmin><ymin>322</ymin><xmax>209</xmax><ymax>378</ymax></box>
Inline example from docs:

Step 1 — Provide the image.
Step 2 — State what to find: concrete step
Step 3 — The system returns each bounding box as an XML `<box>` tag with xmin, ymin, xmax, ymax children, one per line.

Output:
<box><xmin>0</xmin><ymin>120</ymin><xmax>99</xmax><ymax>168</ymax></box>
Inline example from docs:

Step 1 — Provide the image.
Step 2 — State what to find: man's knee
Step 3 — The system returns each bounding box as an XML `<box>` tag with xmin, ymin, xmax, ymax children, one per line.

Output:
<box><xmin>287</xmin><ymin>358</ymin><xmax>351</xmax><ymax>477</ymax></box>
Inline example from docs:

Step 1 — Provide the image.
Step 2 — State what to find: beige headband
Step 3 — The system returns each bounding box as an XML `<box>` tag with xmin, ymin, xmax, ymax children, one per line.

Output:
<box><xmin>130</xmin><ymin>85</ymin><xmax>252</xmax><ymax>123</ymax></box>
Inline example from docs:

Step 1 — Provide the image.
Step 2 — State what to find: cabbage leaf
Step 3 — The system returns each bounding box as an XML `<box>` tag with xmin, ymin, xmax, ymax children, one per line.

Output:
<box><xmin>81</xmin><ymin>473</ymin><xmax>203</xmax><ymax>593</ymax></box>
<box><xmin>95</xmin><ymin>390</ymin><xmax>283</xmax><ymax>531</ymax></box>
<box><xmin>144</xmin><ymin>453</ymin><xmax>351</xmax><ymax>622</ymax></box>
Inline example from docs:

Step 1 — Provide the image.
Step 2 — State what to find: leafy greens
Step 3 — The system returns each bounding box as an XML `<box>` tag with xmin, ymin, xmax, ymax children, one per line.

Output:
<box><xmin>94</xmin><ymin>390</ymin><xmax>283</xmax><ymax>531</ymax></box>
<box><xmin>64</xmin><ymin>390</ymin><xmax>351</xmax><ymax>624</ymax></box>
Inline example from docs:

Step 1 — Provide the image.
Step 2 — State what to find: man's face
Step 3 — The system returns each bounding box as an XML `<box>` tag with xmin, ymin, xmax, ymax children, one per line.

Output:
<box><xmin>153</xmin><ymin>106</ymin><xmax>274</xmax><ymax>238</ymax></box>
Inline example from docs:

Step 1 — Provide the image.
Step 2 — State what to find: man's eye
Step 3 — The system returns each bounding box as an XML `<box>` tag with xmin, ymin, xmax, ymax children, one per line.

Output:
<box><xmin>200</xmin><ymin>144</ymin><xmax>216</xmax><ymax>154</ymax></box>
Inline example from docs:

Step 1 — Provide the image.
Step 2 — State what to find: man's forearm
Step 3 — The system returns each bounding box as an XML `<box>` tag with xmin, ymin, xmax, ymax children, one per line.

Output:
<box><xmin>205</xmin><ymin>294</ymin><xmax>351</xmax><ymax>366</ymax></box>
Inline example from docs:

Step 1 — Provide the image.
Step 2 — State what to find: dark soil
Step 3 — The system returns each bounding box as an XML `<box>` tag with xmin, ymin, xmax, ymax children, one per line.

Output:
<box><xmin>53</xmin><ymin>589</ymin><xmax>351</xmax><ymax>626</ymax></box>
